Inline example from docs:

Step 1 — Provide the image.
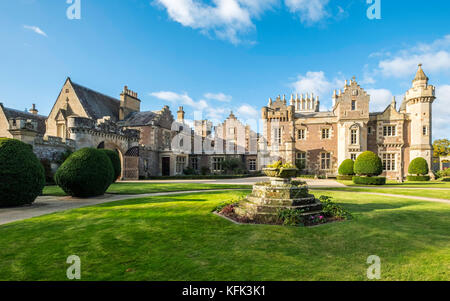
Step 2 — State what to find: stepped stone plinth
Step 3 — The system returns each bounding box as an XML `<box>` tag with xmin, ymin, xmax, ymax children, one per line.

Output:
<box><xmin>234</xmin><ymin>171</ymin><xmax>324</xmax><ymax>224</ymax></box>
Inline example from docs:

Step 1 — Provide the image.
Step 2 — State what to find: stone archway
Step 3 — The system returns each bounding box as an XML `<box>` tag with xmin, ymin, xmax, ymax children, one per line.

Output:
<box><xmin>97</xmin><ymin>141</ymin><xmax>126</xmax><ymax>181</ymax></box>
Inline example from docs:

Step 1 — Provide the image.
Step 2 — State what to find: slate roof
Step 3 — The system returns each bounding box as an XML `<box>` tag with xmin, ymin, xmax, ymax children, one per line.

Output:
<box><xmin>121</xmin><ymin>111</ymin><xmax>158</xmax><ymax>126</ymax></box>
<box><xmin>295</xmin><ymin>111</ymin><xmax>335</xmax><ymax>118</ymax></box>
<box><xmin>70</xmin><ymin>80</ymin><xmax>120</xmax><ymax>121</ymax></box>
<box><xmin>1</xmin><ymin>106</ymin><xmax>47</xmax><ymax>135</ymax></box>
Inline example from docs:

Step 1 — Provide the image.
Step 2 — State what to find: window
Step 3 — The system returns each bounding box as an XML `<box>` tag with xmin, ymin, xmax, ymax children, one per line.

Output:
<box><xmin>321</xmin><ymin>152</ymin><xmax>331</xmax><ymax>170</ymax></box>
<box><xmin>191</xmin><ymin>157</ymin><xmax>198</xmax><ymax>170</ymax></box>
<box><xmin>382</xmin><ymin>154</ymin><xmax>396</xmax><ymax>171</ymax></box>
<box><xmin>274</xmin><ymin>128</ymin><xmax>282</xmax><ymax>144</ymax></box>
<box><xmin>144</xmin><ymin>159</ymin><xmax>149</xmax><ymax>172</ymax></box>
<box><xmin>176</xmin><ymin>156</ymin><xmax>186</xmax><ymax>173</ymax></box>
<box><xmin>212</xmin><ymin>157</ymin><xmax>224</xmax><ymax>172</ymax></box>
<box><xmin>249</xmin><ymin>159</ymin><xmax>257</xmax><ymax>171</ymax></box>
<box><xmin>350</xmin><ymin>154</ymin><xmax>357</xmax><ymax>161</ymax></box>
<box><xmin>351</xmin><ymin>100</ymin><xmax>356</xmax><ymax>111</ymax></box>
<box><xmin>423</xmin><ymin>126</ymin><xmax>428</xmax><ymax>136</ymax></box>
<box><xmin>297</xmin><ymin>129</ymin><xmax>306</xmax><ymax>140</ymax></box>
<box><xmin>296</xmin><ymin>152</ymin><xmax>306</xmax><ymax>169</ymax></box>
<box><xmin>322</xmin><ymin>128</ymin><xmax>330</xmax><ymax>139</ymax></box>
<box><xmin>368</xmin><ymin>126</ymin><xmax>372</xmax><ymax>135</ymax></box>
<box><xmin>383</xmin><ymin>125</ymin><xmax>396</xmax><ymax>137</ymax></box>
<box><xmin>351</xmin><ymin>129</ymin><xmax>358</xmax><ymax>145</ymax></box>
<box><xmin>229</xmin><ymin>128</ymin><xmax>235</xmax><ymax>134</ymax></box>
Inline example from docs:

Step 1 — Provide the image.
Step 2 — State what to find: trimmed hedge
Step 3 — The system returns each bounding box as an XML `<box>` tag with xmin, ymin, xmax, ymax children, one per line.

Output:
<box><xmin>408</xmin><ymin>157</ymin><xmax>429</xmax><ymax>176</ymax></box>
<box><xmin>442</xmin><ymin>177</ymin><xmax>450</xmax><ymax>182</ymax></box>
<box><xmin>338</xmin><ymin>159</ymin><xmax>354</xmax><ymax>176</ymax></box>
<box><xmin>406</xmin><ymin>175</ymin><xmax>430</xmax><ymax>181</ymax></box>
<box><xmin>55</xmin><ymin>148</ymin><xmax>114</xmax><ymax>198</ymax></box>
<box><xmin>354</xmin><ymin>151</ymin><xmax>383</xmax><ymax>176</ymax></box>
<box><xmin>352</xmin><ymin>176</ymin><xmax>386</xmax><ymax>185</ymax></box>
<box><xmin>337</xmin><ymin>175</ymin><xmax>353</xmax><ymax>181</ymax></box>
<box><xmin>0</xmin><ymin>138</ymin><xmax>45</xmax><ymax>207</ymax></box>
<box><xmin>99</xmin><ymin>149</ymin><xmax>122</xmax><ymax>182</ymax></box>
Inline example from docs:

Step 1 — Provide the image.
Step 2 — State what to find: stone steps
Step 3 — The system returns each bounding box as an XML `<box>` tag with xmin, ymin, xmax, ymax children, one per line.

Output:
<box><xmin>247</xmin><ymin>195</ymin><xmax>317</xmax><ymax>206</ymax></box>
<box><xmin>240</xmin><ymin>200</ymin><xmax>323</xmax><ymax>214</ymax></box>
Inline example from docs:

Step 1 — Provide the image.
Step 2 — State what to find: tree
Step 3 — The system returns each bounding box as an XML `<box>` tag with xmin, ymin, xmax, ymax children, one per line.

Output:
<box><xmin>433</xmin><ymin>139</ymin><xmax>450</xmax><ymax>170</ymax></box>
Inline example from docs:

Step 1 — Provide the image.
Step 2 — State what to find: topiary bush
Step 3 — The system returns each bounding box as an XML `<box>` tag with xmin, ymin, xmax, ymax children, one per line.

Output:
<box><xmin>99</xmin><ymin>149</ymin><xmax>122</xmax><ymax>182</ymax></box>
<box><xmin>354</xmin><ymin>151</ymin><xmax>383</xmax><ymax>176</ymax></box>
<box><xmin>352</xmin><ymin>176</ymin><xmax>386</xmax><ymax>185</ymax></box>
<box><xmin>55</xmin><ymin>148</ymin><xmax>114</xmax><ymax>198</ymax></box>
<box><xmin>338</xmin><ymin>159</ymin><xmax>354</xmax><ymax>176</ymax></box>
<box><xmin>407</xmin><ymin>175</ymin><xmax>430</xmax><ymax>181</ymax></box>
<box><xmin>408</xmin><ymin>157</ymin><xmax>429</xmax><ymax>176</ymax></box>
<box><xmin>0</xmin><ymin>138</ymin><xmax>45</xmax><ymax>207</ymax></box>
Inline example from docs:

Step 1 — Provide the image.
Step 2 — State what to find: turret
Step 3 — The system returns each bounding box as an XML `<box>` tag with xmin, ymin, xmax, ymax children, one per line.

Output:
<box><xmin>405</xmin><ymin>64</ymin><xmax>435</xmax><ymax>168</ymax></box>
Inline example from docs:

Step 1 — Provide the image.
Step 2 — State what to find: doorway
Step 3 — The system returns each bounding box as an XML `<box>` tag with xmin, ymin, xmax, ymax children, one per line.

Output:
<box><xmin>162</xmin><ymin>157</ymin><xmax>170</xmax><ymax>176</ymax></box>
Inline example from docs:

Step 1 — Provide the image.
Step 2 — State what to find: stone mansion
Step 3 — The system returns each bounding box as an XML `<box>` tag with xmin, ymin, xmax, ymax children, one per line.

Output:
<box><xmin>0</xmin><ymin>64</ymin><xmax>435</xmax><ymax>180</ymax></box>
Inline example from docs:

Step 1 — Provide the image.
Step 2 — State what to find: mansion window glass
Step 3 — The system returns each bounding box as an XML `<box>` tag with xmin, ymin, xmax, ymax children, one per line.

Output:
<box><xmin>383</xmin><ymin>125</ymin><xmax>396</xmax><ymax>137</ymax></box>
<box><xmin>351</xmin><ymin>100</ymin><xmax>356</xmax><ymax>111</ymax></box>
<box><xmin>249</xmin><ymin>159</ymin><xmax>257</xmax><ymax>171</ymax></box>
<box><xmin>298</xmin><ymin>129</ymin><xmax>306</xmax><ymax>140</ymax></box>
<box><xmin>368</xmin><ymin>126</ymin><xmax>372</xmax><ymax>135</ymax></box>
<box><xmin>382</xmin><ymin>154</ymin><xmax>396</xmax><ymax>171</ymax></box>
<box><xmin>423</xmin><ymin>126</ymin><xmax>428</xmax><ymax>136</ymax></box>
<box><xmin>351</xmin><ymin>153</ymin><xmax>357</xmax><ymax>161</ymax></box>
<box><xmin>322</xmin><ymin>128</ymin><xmax>330</xmax><ymax>139</ymax></box>
<box><xmin>351</xmin><ymin>129</ymin><xmax>358</xmax><ymax>145</ymax></box>
<box><xmin>212</xmin><ymin>157</ymin><xmax>224</xmax><ymax>172</ymax></box>
<box><xmin>274</xmin><ymin>128</ymin><xmax>282</xmax><ymax>145</ymax></box>
<box><xmin>296</xmin><ymin>152</ymin><xmax>306</xmax><ymax>168</ymax></box>
<box><xmin>320</xmin><ymin>152</ymin><xmax>331</xmax><ymax>170</ymax></box>
<box><xmin>176</xmin><ymin>156</ymin><xmax>186</xmax><ymax>173</ymax></box>
<box><xmin>191</xmin><ymin>157</ymin><xmax>198</xmax><ymax>170</ymax></box>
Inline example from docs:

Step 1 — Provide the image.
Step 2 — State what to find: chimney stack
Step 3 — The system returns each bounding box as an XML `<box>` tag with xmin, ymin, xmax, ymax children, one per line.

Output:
<box><xmin>177</xmin><ymin>106</ymin><xmax>185</xmax><ymax>122</ymax></box>
<box><xmin>29</xmin><ymin>104</ymin><xmax>38</xmax><ymax>115</ymax></box>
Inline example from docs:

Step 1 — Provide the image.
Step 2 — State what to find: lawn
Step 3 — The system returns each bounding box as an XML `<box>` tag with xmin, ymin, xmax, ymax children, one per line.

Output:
<box><xmin>314</xmin><ymin>187</ymin><xmax>450</xmax><ymax>200</ymax></box>
<box><xmin>43</xmin><ymin>183</ymin><xmax>252</xmax><ymax>196</ymax></box>
<box><xmin>339</xmin><ymin>180</ymin><xmax>450</xmax><ymax>188</ymax></box>
<box><xmin>0</xmin><ymin>190</ymin><xmax>448</xmax><ymax>281</ymax></box>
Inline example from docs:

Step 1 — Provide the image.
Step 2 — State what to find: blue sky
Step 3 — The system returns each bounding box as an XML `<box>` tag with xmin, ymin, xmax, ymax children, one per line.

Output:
<box><xmin>0</xmin><ymin>0</ymin><xmax>449</xmax><ymax>139</ymax></box>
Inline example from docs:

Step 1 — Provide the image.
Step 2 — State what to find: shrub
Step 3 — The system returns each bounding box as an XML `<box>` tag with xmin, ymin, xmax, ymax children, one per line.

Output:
<box><xmin>183</xmin><ymin>167</ymin><xmax>198</xmax><ymax>175</ymax></box>
<box><xmin>407</xmin><ymin>175</ymin><xmax>430</xmax><ymax>181</ymax></box>
<box><xmin>338</xmin><ymin>159</ymin><xmax>354</xmax><ymax>176</ymax></box>
<box><xmin>319</xmin><ymin>196</ymin><xmax>353</xmax><ymax>220</ymax></box>
<box><xmin>337</xmin><ymin>175</ymin><xmax>353</xmax><ymax>181</ymax></box>
<box><xmin>99</xmin><ymin>149</ymin><xmax>121</xmax><ymax>182</ymax></box>
<box><xmin>0</xmin><ymin>138</ymin><xmax>45</xmax><ymax>207</ymax></box>
<box><xmin>352</xmin><ymin>176</ymin><xmax>386</xmax><ymax>185</ymax></box>
<box><xmin>354</xmin><ymin>151</ymin><xmax>383</xmax><ymax>176</ymax></box>
<box><xmin>442</xmin><ymin>177</ymin><xmax>450</xmax><ymax>182</ymax></box>
<box><xmin>435</xmin><ymin>169</ymin><xmax>450</xmax><ymax>179</ymax></box>
<box><xmin>55</xmin><ymin>148</ymin><xmax>114</xmax><ymax>198</ymax></box>
<box><xmin>408</xmin><ymin>157</ymin><xmax>429</xmax><ymax>176</ymax></box>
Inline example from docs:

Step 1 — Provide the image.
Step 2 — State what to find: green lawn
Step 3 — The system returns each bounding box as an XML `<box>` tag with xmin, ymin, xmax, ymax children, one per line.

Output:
<box><xmin>339</xmin><ymin>180</ymin><xmax>450</xmax><ymax>188</ymax></box>
<box><xmin>43</xmin><ymin>183</ymin><xmax>252</xmax><ymax>196</ymax></box>
<box><xmin>0</xmin><ymin>190</ymin><xmax>449</xmax><ymax>281</ymax></box>
<box><xmin>314</xmin><ymin>187</ymin><xmax>450</xmax><ymax>200</ymax></box>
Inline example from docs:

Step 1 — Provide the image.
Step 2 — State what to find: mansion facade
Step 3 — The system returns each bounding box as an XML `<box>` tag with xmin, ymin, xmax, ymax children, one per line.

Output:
<box><xmin>0</xmin><ymin>65</ymin><xmax>435</xmax><ymax>180</ymax></box>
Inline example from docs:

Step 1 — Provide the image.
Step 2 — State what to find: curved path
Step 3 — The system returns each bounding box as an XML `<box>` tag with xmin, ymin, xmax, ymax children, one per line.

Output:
<box><xmin>1</xmin><ymin>181</ymin><xmax>448</xmax><ymax>226</ymax></box>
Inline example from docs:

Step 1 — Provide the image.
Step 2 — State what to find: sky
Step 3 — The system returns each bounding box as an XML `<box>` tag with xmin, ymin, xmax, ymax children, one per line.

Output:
<box><xmin>0</xmin><ymin>0</ymin><xmax>449</xmax><ymax>139</ymax></box>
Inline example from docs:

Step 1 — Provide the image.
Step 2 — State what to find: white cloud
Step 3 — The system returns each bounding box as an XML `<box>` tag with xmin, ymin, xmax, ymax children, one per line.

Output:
<box><xmin>236</xmin><ymin>104</ymin><xmax>258</xmax><ymax>119</ymax></box>
<box><xmin>204</xmin><ymin>92</ymin><xmax>232</xmax><ymax>102</ymax></box>
<box><xmin>150</xmin><ymin>91</ymin><xmax>208</xmax><ymax>110</ymax></box>
<box><xmin>434</xmin><ymin>85</ymin><xmax>450</xmax><ymax>140</ymax></box>
<box><xmin>155</xmin><ymin>0</ymin><xmax>334</xmax><ymax>43</ymax></box>
<box><xmin>377</xmin><ymin>35</ymin><xmax>450</xmax><ymax>77</ymax></box>
<box><xmin>23</xmin><ymin>25</ymin><xmax>47</xmax><ymax>37</ymax></box>
<box><xmin>285</xmin><ymin>0</ymin><xmax>329</xmax><ymax>24</ymax></box>
<box><xmin>366</xmin><ymin>88</ymin><xmax>393</xmax><ymax>112</ymax></box>
<box><xmin>290</xmin><ymin>71</ymin><xmax>344</xmax><ymax>108</ymax></box>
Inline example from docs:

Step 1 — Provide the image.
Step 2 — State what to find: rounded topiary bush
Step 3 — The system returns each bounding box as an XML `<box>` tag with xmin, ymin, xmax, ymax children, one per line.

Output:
<box><xmin>0</xmin><ymin>138</ymin><xmax>45</xmax><ymax>207</ymax></box>
<box><xmin>55</xmin><ymin>148</ymin><xmax>114</xmax><ymax>198</ymax></box>
<box><xmin>99</xmin><ymin>149</ymin><xmax>122</xmax><ymax>182</ymax></box>
<box><xmin>338</xmin><ymin>159</ymin><xmax>355</xmax><ymax>176</ymax></box>
<box><xmin>408</xmin><ymin>157</ymin><xmax>429</xmax><ymax>176</ymax></box>
<box><xmin>354</xmin><ymin>151</ymin><xmax>383</xmax><ymax>176</ymax></box>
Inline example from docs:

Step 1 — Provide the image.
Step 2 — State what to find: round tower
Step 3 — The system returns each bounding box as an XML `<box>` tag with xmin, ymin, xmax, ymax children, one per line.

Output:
<box><xmin>404</xmin><ymin>64</ymin><xmax>435</xmax><ymax>168</ymax></box>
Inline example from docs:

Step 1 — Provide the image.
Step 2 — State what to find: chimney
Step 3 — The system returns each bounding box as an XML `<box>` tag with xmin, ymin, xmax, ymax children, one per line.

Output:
<box><xmin>177</xmin><ymin>106</ymin><xmax>185</xmax><ymax>122</ymax></box>
<box><xmin>29</xmin><ymin>104</ymin><xmax>38</xmax><ymax>115</ymax></box>
<box><xmin>119</xmin><ymin>85</ymin><xmax>141</xmax><ymax>120</ymax></box>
